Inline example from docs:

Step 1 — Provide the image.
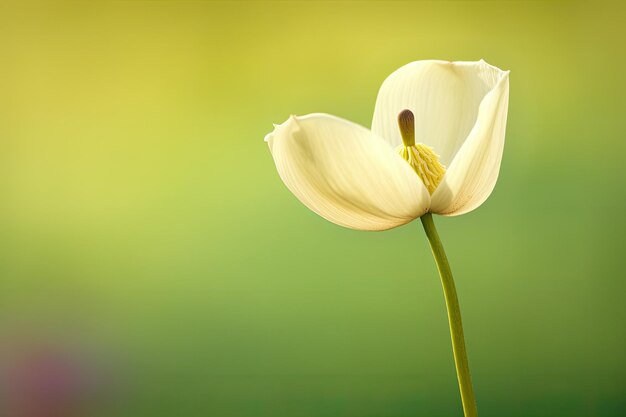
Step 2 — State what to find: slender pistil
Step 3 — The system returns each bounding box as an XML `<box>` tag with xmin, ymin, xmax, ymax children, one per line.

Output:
<box><xmin>396</xmin><ymin>109</ymin><xmax>446</xmax><ymax>194</ymax></box>
<box><xmin>398</xmin><ymin>109</ymin><xmax>415</xmax><ymax>147</ymax></box>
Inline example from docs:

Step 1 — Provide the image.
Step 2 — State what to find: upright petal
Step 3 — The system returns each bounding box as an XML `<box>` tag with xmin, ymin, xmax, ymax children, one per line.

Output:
<box><xmin>372</xmin><ymin>60</ymin><xmax>506</xmax><ymax>166</ymax></box>
<box><xmin>266</xmin><ymin>114</ymin><xmax>430</xmax><ymax>230</ymax></box>
<box><xmin>430</xmin><ymin>71</ymin><xmax>510</xmax><ymax>216</ymax></box>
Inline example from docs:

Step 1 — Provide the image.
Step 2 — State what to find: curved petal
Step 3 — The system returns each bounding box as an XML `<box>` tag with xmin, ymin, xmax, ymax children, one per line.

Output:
<box><xmin>266</xmin><ymin>114</ymin><xmax>430</xmax><ymax>230</ymax></box>
<box><xmin>430</xmin><ymin>71</ymin><xmax>510</xmax><ymax>216</ymax></box>
<box><xmin>371</xmin><ymin>60</ymin><xmax>506</xmax><ymax>166</ymax></box>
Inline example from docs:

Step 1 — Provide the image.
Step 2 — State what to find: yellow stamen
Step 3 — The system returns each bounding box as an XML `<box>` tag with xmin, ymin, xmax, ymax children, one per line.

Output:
<box><xmin>396</xmin><ymin>109</ymin><xmax>446</xmax><ymax>194</ymax></box>
<box><xmin>398</xmin><ymin>144</ymin><xmax>446</xmax><ymax>194</ymax></box>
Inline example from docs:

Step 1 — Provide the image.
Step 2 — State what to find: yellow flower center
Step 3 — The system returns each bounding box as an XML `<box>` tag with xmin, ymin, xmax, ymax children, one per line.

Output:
<box><xmin>396</xmin><ymin>109</ymin><xmax>446</xmax><ymax>194</ymax></box>
<box><xmin>397</xmin><ymin>144</ymin><xmax>446</xmax><ymax>194</ymax></box>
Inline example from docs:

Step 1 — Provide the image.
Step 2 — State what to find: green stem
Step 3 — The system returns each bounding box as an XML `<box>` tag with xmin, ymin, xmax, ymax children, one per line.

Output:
<box><xmin>420</xmin><ymin>213</ymin><xmax>478</xmax><ymax>417</ymax></box>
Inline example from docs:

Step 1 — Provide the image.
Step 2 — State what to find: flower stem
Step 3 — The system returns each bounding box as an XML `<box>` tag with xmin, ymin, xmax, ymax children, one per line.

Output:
<box><xmin>420</xmin><ymin>213</ymin><xmax>478</xmax><ymax>417</ymax></box>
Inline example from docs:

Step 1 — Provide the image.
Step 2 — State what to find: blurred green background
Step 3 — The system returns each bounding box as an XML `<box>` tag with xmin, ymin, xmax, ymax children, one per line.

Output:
<box><xmin>0</xmin><ymin>1</ymin><xmax>624</xmax><ymax>416</ymax></box>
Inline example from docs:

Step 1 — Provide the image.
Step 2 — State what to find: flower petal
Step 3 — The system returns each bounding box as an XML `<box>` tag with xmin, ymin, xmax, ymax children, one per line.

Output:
<box><xmin>371</xmin><ymin>60</ymin><xmax>506</xmax><ymax>166</ymax></box>
<box><xmin>430</xmin><ymin>71</ymin><xmax>510</xmax><ymax>216</ymax></box>
<box><xmin>266</xmin><ymin>114</ymin><xmax>430</xmax><ymax>230</ymax></box>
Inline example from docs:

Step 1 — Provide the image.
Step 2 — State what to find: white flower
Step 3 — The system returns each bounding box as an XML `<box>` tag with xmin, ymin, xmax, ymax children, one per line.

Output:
<box><xmin>265</xmin><ymin>60</ymin><xmax>509</xmax><ymax>231</ymax></box>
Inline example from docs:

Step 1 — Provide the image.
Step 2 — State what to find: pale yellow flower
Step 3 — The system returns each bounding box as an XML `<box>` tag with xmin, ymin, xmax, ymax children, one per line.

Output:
<box><xmin>265</xmin><ymin>60</ymin><xmax>509</xmax><ymax>230</ymax></box>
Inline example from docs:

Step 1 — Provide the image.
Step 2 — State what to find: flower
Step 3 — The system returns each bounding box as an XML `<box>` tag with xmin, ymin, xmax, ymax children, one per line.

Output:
<box><xmin>265</xmin><ymin>60</ymin><xmax>509</xmax><ymax>231</ymax></box>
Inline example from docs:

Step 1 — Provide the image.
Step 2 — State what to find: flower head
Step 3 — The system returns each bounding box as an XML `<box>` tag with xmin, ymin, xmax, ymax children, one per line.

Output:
<box><xmin>265</xmin><ymin>60</ymin><xmax>509</xmax><ymax>230</ymax></box>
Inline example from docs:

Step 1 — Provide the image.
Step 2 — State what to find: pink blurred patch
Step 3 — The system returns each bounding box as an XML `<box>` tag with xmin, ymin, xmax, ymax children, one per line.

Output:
<box><xmin>1</xmin><ymin>345</ymin><xmax>102</xmax><ymax>417</ymax></box>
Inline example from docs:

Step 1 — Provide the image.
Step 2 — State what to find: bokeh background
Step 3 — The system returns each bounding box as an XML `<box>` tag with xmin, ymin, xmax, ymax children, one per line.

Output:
<box><xmin>1</xmin><ymin>1</ymin><xmax>625</xmax><ymax>416</ymax></box>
